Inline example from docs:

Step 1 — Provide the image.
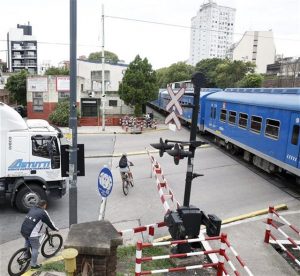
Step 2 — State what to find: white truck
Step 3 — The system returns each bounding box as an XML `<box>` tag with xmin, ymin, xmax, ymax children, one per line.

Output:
<box><xmin>0</xmin><ymin>102</ymin><xmax>66</xmax><ymax>212</ymax></box>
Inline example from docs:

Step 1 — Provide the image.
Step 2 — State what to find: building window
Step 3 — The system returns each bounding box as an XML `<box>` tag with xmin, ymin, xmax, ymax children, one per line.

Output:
<box><xmin>250</xmin><ymin>116</ymin><xmax>262</xmax><ymax>133</ymax></box>
<box><xmin>265</xmin><ymin>119</ymin><xmax>280</xmax><ymax>140</ymax></box>
<box><xmin>32</xmin><ymin>92</ymin><xmax>43</xmax><ymax>112</ymax></box>
<box><xmin>228</xmin><ymin>111</ymin><xmax>236</xmax><ymax>125</ymax></box>
<box><xmin>109</xmin><ymin>100</ymin><xmax>118</xmax><ymax>107</ymax></box>
<box><xmin>220</xmin><ymin>109</ymin><xmax>227</xmax><ymax>122</ymax></box>
<box><xmin>291</xmin><ymin>125</ymin><xmax>300</xmax><ymax>145</ymax></box>
<box><xmin>238</xmin><ymin>113</ymin><xmax>248</xmax><ymax>129</ymax></box>
<box><xmin>58</xmin><ymin>92</ymin><xmax>70</xmax><ymax>101</ymax></box>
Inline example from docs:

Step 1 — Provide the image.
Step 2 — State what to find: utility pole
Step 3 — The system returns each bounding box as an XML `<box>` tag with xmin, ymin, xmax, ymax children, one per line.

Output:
<box><xmin>69</xmin><ymin>0</ymin><xmax>78</xmax><ymax>226</ymax></box>
<box><xmin>101</xmin><ymin>4</ymin><xmax>105</xmax><ymax>131</ymax></box>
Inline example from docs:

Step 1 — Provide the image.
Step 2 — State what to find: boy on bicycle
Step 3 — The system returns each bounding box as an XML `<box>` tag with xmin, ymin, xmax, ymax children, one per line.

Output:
<box><xmin>118</xmin><ymin>153</ymin><xmax>133</xmax><ymax>181</ymax></box>
<box><xmin>20</xmin><ymin>200</ymin><xmax>58</xmax><ymax>269</ymax></box>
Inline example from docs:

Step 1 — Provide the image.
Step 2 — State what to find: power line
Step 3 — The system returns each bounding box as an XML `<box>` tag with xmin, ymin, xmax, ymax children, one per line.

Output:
<box><xmin>0</xmin><ymin>15</ymin><xmax>299</xmax><ymax>48</ymax></box>
<box><xmin>105</xmin><ymin>14</ymin><xmax>300</xmax><ymax>42</ymax></box>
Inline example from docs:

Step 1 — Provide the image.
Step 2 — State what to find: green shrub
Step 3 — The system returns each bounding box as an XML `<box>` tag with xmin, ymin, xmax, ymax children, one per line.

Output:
<box><xmin>49</xmin><ymin>100</ymin><xmax>80</xmax><ymax>127</ymax></box>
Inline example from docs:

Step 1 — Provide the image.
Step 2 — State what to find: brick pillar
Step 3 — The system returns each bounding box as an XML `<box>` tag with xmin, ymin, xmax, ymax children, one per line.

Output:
<box><xmin>64</xmin><ymin>220</ymin><xmax>123</xmax><ymax>276</ymax></box>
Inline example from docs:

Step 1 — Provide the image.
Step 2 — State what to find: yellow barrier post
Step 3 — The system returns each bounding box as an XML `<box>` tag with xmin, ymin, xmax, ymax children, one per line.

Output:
<box><xmin>62</xmin><ymin>248</ymin><xmax>78</xmax><ymax>276</ymax></box>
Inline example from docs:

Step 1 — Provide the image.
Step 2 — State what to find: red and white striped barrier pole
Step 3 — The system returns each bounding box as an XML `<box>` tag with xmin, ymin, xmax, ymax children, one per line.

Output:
<box><xmin>119</xmin><ymin>221</ymin><xmax>166</xmax><ymax>242</ymax></box>
<box><xmin>224</xmin><ymin>235</ymin><xmax>254</xmax><ymax>276</ymax></box>
<box><xmin>135</xmin><ymin>241</ymin><xmax>142</xmax><ymax>276</ymax></box>
<box><xmin>217</xmin><ymin>233</ymin><xmax>227</xmax><ymax>276</ymax></box>
<box><xmin>269</xmin><ymin>232</ymin><xmax>300</xmax><ymax>267</ymax></box>
<box><xmin>264</xmin><ymin>206</ymin><xmax>274</xmax><ymax>243</ymax></box>
<box><xmin>264</xmin><ymin>206</ymin><xmax>300</xmax><ymax>268</ymax></box>
<box><xmin>272</xmin><ymin>209</ymin><xmax>300</xmax><ymax>237</ymax></box>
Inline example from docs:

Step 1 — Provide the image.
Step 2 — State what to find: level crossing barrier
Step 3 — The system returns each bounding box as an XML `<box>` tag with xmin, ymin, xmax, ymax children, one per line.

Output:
<box><xmin>147</xmin><ymin>151</ymin><xmax>181</xmax><ymax>213</ymax></box>
<box><xmin>135</xmin><ymin>233</ymin><xmax>253</xmax><ymax>276</ymax></box>
<box><xmin>264</xmin><ymin>206</ymin><xmax>300</xmax><ymax>267</ymax></box>
<box><xmin>119</xmin><ymin>221</ymin><xmax>166</xmax><ymax>243</ymax></box>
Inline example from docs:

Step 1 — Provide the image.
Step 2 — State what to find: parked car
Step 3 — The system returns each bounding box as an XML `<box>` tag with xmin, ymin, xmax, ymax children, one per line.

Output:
<box><xmin>14</xmin><ymin>105</ymin><xmax>27</xmax><ymax>117</ymax></box>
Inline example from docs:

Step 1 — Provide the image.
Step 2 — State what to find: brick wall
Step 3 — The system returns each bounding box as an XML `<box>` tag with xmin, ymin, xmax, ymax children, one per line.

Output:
<box><xmin>27</xmin><ymin>102</ymin><xmax>57</xmax><ymax>120</ymax></box>
<box><xmin>80</xmin><ymin>116</ymin><xmax>122</xmax><ymax>126</ymax></box>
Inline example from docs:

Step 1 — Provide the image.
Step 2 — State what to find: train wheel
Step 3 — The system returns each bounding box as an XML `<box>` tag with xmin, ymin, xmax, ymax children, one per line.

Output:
<box><xmin>225</xmin><ymin>142</ymin><xmax>232</xmax><ymax>152</ymax></box>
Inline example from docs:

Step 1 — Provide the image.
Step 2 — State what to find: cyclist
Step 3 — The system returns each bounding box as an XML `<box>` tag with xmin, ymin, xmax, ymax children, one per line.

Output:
<box><xmin>118</xmin><ymin>153</ymin><xmax>133</xmax><ymax>181</ymax></box>
<box><xmin>20</xmin><ymin>199</ymin><xmax>59</xmax><ymax>270</ymax></box>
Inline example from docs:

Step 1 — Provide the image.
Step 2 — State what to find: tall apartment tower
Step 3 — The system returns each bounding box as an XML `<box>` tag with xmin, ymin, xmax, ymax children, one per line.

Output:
<box><xmin>189</xmin><ymin>0</ymin><xmax>236</xmax><ymax>66</ymax></box>
<box><xmin>7</xmin><ymin>23</ymin><xmax>38</xmax><ymax>74</ymax></box>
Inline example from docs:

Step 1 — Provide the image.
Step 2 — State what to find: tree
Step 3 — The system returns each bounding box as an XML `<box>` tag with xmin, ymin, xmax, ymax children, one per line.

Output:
<box><xmin>45</xmin><ymin>66</ymin><xmax>69</xmax><ymax>75</ymax></box>
<box><xmin>237</xmin><ymin>73</ymin><xmax>264</xmax><ymax>88</ymax></box>
<box><xmin>156</xmin><ymin>62</ymin><xmax>195</xmax><ymax>88</ymax></box>
<box><xmin>5</xmin><ymin>70</ymin><xmax>28</xmax><ymax>106</ymax></box>
<box><xmin>88</xmin><ymin>50</ymin><xmax>119</xmax><ymax>64</ymax></box>
<box><xmin>119</xmin><ymin>55</ymin><xmax>158</xmax><ymax>116</ymax></box>
<box><xmin>195</xmin><ymin>58</ymin><xmax>224</xmax><ymax>87</ymax></box>
<box><xmin>215</xmin><ymin>60</ymin><xmax>255</xmax><ymax>89</ymax></box>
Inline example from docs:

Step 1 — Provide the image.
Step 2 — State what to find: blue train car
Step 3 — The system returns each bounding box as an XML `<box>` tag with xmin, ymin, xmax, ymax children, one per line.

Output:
<box><xmin>150</xmin><ymin>85</ymin><xmax>300</xmax><ymax>182</ymax></box>
<box><xmin>204</xmin><ymin>88</ymin><xmax>300</xmax><ymax>179</ymax></box>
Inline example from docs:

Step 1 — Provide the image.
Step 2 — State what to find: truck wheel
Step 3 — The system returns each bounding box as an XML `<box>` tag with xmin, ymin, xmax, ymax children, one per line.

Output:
<box><xmin>15</xmin><ymin>184</ymin><xmax>47</xmax><ymax>213</ymax></box>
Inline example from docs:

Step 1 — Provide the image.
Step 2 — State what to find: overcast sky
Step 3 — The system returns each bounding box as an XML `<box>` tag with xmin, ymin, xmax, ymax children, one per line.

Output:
<box><xmin>0</xmin><ymin>0</ymin><xmax>299</xmax><ymax>69</ymax></box>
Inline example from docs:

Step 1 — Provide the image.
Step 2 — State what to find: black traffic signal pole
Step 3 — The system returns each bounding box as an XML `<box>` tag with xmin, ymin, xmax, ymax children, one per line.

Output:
<box><xmin>69</xmin><ymin>0</ymin><xmax>78</xmax><ymax>226</ymax></box>
<box><xmin>183</xmin><ymin>72</ymin><xmax>206</xmax><ymax>207</ymax></box>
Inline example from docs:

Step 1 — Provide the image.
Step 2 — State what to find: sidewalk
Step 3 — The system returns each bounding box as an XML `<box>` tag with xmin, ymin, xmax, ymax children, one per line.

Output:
<box><xmin>59</xmin><ymin>124</ymin><xmax>168</xmax><ymax>135</ymax></box>
<box><xmin>1</xmin><ymin>210</ymin><xmax>299</xmax><ymax>275</ymax></box>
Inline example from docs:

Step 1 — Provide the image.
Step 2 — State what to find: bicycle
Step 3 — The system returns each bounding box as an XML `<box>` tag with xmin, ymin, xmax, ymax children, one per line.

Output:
<box><xmin>117</xmin><ymin>162</ymin><xmax>134</xmax><ymax>196</ymax></box>
<box><xmin>8</xmin><ymin>228</ymin><xmax>63</xmax><ymax>276</ymax></box>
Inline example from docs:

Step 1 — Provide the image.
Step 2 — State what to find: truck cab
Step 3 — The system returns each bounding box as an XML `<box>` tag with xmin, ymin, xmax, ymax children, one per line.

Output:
<box><xmin>0</xmin><ymin>102</ymin><xmax>66</xmax><ymax>212</ymax></box>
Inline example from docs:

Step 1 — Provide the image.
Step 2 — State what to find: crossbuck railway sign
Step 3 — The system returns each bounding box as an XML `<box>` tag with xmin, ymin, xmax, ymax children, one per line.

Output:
<box><xmin>165</xmin><ymin>84</ymin><xmax>185</xmax><ymax>130</ymax></box>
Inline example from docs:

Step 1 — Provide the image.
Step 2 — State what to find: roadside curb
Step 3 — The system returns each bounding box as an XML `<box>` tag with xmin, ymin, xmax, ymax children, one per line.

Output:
<box><xmin>153</xmin><ymin>203</ymin><xmax>288</xmax><ymax>242</ymax></box>
<box><xmin>85</xmin><ymin>144</ymin><xmax>211</xmax><ymax>158</ymax></box>
<box><xmin>22</xmin><ymin>256</ymin><xmax>64</xmax><ymax>276</ymax></box>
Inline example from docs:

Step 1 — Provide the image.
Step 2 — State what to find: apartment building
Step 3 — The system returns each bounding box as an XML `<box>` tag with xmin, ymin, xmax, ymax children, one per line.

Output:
<box><xmin>7</xmin><ymin>23</ymin><xmax>38</xmax><ymax>74</ymax></box>
<box><xmin>189</xmin><ymin>0</ymin><xmax>236</xmax><ymax>65</ymax></box>
<box><xmin>228</xmin><ymin>30</ymin><xmax>276</xmax><ymax>73</ymax></box>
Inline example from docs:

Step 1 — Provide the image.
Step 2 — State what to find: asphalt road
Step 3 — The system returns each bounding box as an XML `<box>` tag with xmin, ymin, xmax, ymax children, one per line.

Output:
<box><xmin>1</xmin><ymin>128</ymin><xmax>299</xmax><ymax>244</ymax></box>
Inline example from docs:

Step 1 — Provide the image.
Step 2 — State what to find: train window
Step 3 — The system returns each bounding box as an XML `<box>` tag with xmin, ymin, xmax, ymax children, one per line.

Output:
<box><xmin>239</xmin><ymin>113</ymin><xmax>248</xmax><ymax>129</ymax></box>
<box><xmin>228</xmin><ymin>111</ymin><xmax>236</xmax><ymax>125</ymax></box>
<box><xmin>265</xmin><ymin>119</ymin><xmax>280</xmax><ymax>140</ymax></box>
<box><xmin>250</xmin><ymin>116</ymin><xmax>262</xmax><ymax>133</ymax></box>
<box><xmin>220</xmin><ymin>109</ymin><xmax>227</xmax><ymax>122</ymax></box>
<box><xmin>291</xmin><ymin>125</ymin><xmax>300</xmax><ymax>145</ymax></box>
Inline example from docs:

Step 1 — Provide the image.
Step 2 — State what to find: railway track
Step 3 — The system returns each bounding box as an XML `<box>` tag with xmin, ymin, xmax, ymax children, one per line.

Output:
<box><xmin>199</xmin><ymin>132</ymin><xmax>300</xmax><ymax>200</ymax></box>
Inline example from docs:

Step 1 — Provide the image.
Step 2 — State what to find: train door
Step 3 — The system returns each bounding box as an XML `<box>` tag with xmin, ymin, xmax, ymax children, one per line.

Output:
<box><xmin>209</xmin><ymin>103</ymin><xmax>217</xmax><ymax>129</ymax></box>
<box><xmin>285</xmin><ymin>113</ymin><xmax>300</xmax><ymax>168</ymax></box>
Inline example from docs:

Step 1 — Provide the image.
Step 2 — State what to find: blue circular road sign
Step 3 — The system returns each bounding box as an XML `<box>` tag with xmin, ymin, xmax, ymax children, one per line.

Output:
<box><xmin>98</xmin><ymin>167</ymin><xmax>113</xmax><ymax>198</ymax></box>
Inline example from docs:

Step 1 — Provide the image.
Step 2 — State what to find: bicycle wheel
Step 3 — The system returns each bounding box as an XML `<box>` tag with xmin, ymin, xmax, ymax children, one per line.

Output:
<box><xmin>122</xmin><ymin>180</ymin><xmax>129</xmax><ymax>196</ymax></box>
<box><xmin>8</xmin><ymin>248</ymin><xmax>30</xmax><ymax>276</ymax></box>
<box><xmin>41</xmin><ymin>234</ymin><xmax>63</xmax><ymax>258</ymax></box>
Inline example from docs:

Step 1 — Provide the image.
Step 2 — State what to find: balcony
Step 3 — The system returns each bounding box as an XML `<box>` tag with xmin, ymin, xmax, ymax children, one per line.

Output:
<box><xmin>23</xmin><ymin>45</ymin><xmax>37</xmax><ymax>50</ymax></box>
<box><xmin>12</xmin><ymin>46</ymin><xmax>22</xmax><ymax>50</ymax></box>
<box><xmin>24</xmin><ymin>63</ymin><xmax>37</xmax><ymax>67</ymax></box>
<box><xmin>12</xmin><ymin>55</ymin><xmax>22</xmax><ymax>59</ymax></box>
<box><xmin>23</xmin><ymin>55</ymin><xmax>37</xmax><ymax>59</ymax></box>
<box><xmin>12</xmin><ymin>63</ymin><xmax>37</xmax><ymax>67</ymax></box>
